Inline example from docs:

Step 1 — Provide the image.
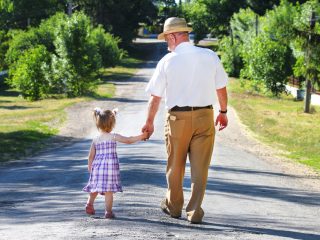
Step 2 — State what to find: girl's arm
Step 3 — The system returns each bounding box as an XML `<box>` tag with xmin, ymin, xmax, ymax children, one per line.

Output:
<box><xmin>88</xmin><ymin>142</ymin><xmax>96</xmax><ymax>172</ymax></box>
<box><xmin>114</xmin><ymin>132</ymin><xmax>148</xmax><ymax>144</ymax></box>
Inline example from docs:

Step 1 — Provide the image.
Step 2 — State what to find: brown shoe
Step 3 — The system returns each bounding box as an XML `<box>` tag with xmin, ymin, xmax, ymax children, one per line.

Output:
<box><xmin>105</xmin><ymin>211</ymin><xmax>115</xmax><ymax>219</ymax></box>
<box><xmin>160</xmin><ymin>199</ymin><xmax>181</xmax><ymax>218</ymax></box>
<box><xmin>85</xmin><ymin>203</ymin><xmax>95</xmax><ymax>215</ymax></box>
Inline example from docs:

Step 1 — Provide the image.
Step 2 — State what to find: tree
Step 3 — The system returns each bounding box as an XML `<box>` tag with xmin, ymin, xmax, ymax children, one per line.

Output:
<box><xmin>184</xmin><ymin>0</ymin><xmax>247</xmax><ymax>40</ymax></box>
<box><xmin>183</xmin><ymin>1</ymin><xmax>212</xmax><ymax>43</ymax></box>
<box><xmin>0</xmin><ymin>0</ymin><xmax>66</xmax><ymax>30</ymax></box>
<box><xmin>291</xmin><ymin>0</ymin><xmax>320</xmax><ymax>112</ymax></box>
<box><xmin>156</xmin><ymin>0</ymin><xmax>179</xmax><ymax>21</ymax></box>
<box><xmin>183</xmin><ymin>0</ymin><xmax>309</xmax><ymax>40</ymax></box>
<box><xmin>74</xmin><ymin>0</ymin><xmax>158</xmax><ymax>46</ymax></box>
<box><xmin>260</xmin><ymin>0</ymin><xmax>298</xmax><ymax>44</ymax></box>
<box><xmin>247</xmin><ymin>0</ymin><xmax>308</xmax><ymax>15</ymax></box>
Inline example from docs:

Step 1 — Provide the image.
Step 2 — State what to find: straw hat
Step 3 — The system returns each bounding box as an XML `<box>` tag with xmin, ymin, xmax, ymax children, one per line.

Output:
<box><xmin>158</xmin><ymin>17</ymin><xmax>193</xmax><ymax>40</ymax></box>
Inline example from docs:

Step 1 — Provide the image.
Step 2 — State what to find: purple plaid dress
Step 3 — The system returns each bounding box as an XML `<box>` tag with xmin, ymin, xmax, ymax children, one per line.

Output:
<box><xmin>83</xmin><ymin>134</ymin><xmax>122</xmax><ymax>194</ymax></box>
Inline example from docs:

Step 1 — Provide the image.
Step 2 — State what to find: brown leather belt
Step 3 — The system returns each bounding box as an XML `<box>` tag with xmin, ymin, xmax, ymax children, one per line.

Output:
<box><xmin>170</xmin><ymin>105</ymin><xmax>213</xmax><ymax>111</ymax></box>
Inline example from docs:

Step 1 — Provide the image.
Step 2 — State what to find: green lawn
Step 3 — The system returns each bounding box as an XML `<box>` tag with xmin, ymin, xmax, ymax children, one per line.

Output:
<box><xmin>229</xmin><ymin>78</ymin><xmax>320</xmax><ymax>172</ymax></box>
<box><xmin>0</xmin><ymin>56</ymin><xmax>143</xmax><ymax>162</ymax></box>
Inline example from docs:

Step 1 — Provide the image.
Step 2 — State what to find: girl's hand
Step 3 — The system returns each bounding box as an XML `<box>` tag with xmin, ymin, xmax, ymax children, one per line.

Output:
<box><xmin>142</xmin><ymin>131</ymin><xmax>149</xmax><ymax>140</ymax></box>
<box><xmin>88</xmin><ymin>164</ymin><xmax>92</xmax><ymax>173</ymax></box>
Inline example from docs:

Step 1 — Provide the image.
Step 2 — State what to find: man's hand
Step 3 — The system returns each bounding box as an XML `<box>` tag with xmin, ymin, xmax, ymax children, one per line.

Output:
<box><xmin>142</xmin><ymin>121</ymin><xmax>154</xmax><ymax>139</ymax></box>
<box><xmin>142</xmin><ymin>95</ymin><xmax>161</xmax><ymax>140</ymax></box>
<box><xmin>215</xmin><ymin>113</ymin><xmax>228</xmax><ymax>131</ymax></box>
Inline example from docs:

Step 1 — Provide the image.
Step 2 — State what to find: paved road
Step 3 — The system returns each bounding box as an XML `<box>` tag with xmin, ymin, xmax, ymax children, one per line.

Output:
<box><xmin>0</xmin><ymin>39</ymin><xmax>320</xmax><ymax>240</ymax></box>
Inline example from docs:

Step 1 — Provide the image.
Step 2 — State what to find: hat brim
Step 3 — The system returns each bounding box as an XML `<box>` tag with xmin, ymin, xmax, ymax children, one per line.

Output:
<box><xmin>157</xmin><ymin>27</ymin><xmax>193</xmax><ymax>40</ymax></box>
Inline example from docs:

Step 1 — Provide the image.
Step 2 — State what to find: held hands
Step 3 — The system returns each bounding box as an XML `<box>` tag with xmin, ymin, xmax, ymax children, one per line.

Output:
<box><xmin>141</xmin><ymin>131</ymin><xmax>149</xmax><ymax>141</ymax></box>
<box><xmin>141</xmin><ymin>121</ymin><xmax>154</xmax><ymax>140</ymax></box>
<box><xmin>215</xmin><ymin>113</ymin><xmax>228</xmax><ymax>131</ymax></box>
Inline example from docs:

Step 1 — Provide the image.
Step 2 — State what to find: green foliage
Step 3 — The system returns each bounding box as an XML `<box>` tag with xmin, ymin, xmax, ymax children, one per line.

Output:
<box><xmin>5</xmin><ymin>29</ymin><xmax>38</xmax><ymax>66</ymax></box>
<box><xmin>183</xmin><ymin>1</ymin><xmax>210</xmax><ymax>44</ymax></box>
<box><xmin>75</xmin><ymin>0</ymin><xmax>158</xmax><ymax>46</ymax></box>
<box><xmin>0</xmin><ymin>0</ymin><xmax>65</xmax><ymax>30</ymax></box>
<box><xmin>220</xmin><ymin>8</ymin><xmax>257</xmax><ymax>77</ymax></box>
<box><xmin>5</xmin><ymin>13</ymin><xmax>65</xmax><ymax>66</ymax></box>
<box><xmin>291</xmin><ymin>0</ymin><xmax>320</xmax><ymax>88</ymax></box>
<box><xmin>91</xmin><ymin>26</ymin><xmax>123</xmax><ymax>68</ymax></box>
<box><xmin>245</xmin><ymin>0</ymin><xmax>280</xmax><ymax>15</ymax></box>
<box><xmin>219</xmin><ymin>36</ymin><xmax>243</xmax><ymax>77</ymax></box>
<box><xmin>51</xmin><ymin>12</ymin><xmax>101</xmax><ymax>97</ymax></box>
<box><xmin>6</xmin><ymin>11</ymin><xmax>122</xmax><ymax>100</ymax></box>
<box><xmin>241</xmin><ymin>34</ymin><xmax>293</xmax><ymax>96</ymax></box>
<box><xmin>293</xmin><ymin>0</ymin><xmax>320</xmax><ymax>32</ymax></box>
<box><xmin>230</xmin><ymin>8</ymin><xmax>257</xmax><ymax>44</ymax></box>
<box><xmin>157</xmin><ymin>0</ymin><xmax>179</xmax><ymax>19</ymax></box>
<box><xmin>261</xmin><ymin>0</ymin><xmax>298</xmax><ymax>44</ymax></box>
<box><xmin>183</xmin><ymin>0</ymin><xmax>250</xmax><ymax>40</ymax></box>
<box><xmin>221</xmin><ymin>0</ymin><xmax>316</xmax><ymax>95</ymax></box>
<box><xmin>9</xmin><ymin>45</ymin><xmax>50</xmax><ymax>100</ymax></box>
<box><xmin>0</xmin><ymin>30</ymin><xmax>9</xmax><ymax>70</ymax></box>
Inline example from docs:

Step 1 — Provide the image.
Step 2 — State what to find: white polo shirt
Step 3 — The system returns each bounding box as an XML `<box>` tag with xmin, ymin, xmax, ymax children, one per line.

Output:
<box><xmin>146</xmin><ymin>42</ymin><xmax>228</xmax><ymax>110</ymax></box>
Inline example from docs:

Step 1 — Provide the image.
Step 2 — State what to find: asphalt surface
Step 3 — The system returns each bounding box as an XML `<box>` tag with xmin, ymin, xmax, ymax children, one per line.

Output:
<box><xmin>0</xmin><ymin>39</ymin><xmax>319</xmax><ymax>240</ymax></box>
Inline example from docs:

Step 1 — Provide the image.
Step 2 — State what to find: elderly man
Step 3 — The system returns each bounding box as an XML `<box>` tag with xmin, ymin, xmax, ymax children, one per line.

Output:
<box><xmin>142</xmin><ymin>17</ymin><xmax>228</xmax><ymax>224</ymax></box>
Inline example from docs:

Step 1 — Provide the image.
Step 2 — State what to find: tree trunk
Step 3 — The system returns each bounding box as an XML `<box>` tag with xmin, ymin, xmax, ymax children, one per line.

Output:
<box><xmin>304</xmin><ymin>79</ymin><xmax>312</xmax><ymax>113</ymax></box>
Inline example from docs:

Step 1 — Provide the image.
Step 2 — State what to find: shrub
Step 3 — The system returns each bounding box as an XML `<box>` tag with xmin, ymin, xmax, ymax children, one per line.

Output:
<box><xmin>5</xmin><ymin>29</ymin><xmax>39</xmax><ymax>66</ymax></box>
<box><xmin>241</xmin><ymin>34</ymin><xmax>293</xmax><ymax>96</ymax></box>
<box><xmin>219</xmin><ymin>36</ymin><xmax>243</xmax><ymax>77</ymax></box>
<box><xmin>9</xmin><ymin>45</ymin><xmax>50</xmax><ymax>100</ymax></box>
<box><xmin>90</xmin><ymin>25</ymin><xmax>123</xmax><ymax>68</ymax></box>
<box><xmin>51</xmin><ymin>12</ymin><xmax>102</xmax><ymax>97</ymax></box>
<box><xmin>6</xmin><ymin>11</ymin><xmax>123</xmax><ymax>99</ymax></box>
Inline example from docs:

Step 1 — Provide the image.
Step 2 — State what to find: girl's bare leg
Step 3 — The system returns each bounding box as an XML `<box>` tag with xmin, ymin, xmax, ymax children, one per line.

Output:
<box><xmin>105</xmin><ymin>192</ymin><xmax>113</xmax><ymax>213</ymax></box>
<box><xmin>87</xmin><ymin>192</ymin><xmax>98</xmax><ymax>205</ymax></box>
<box><xmin>85</xmin><ymin>192</ymin><xmax>98</xmax><ymax>215</ymax></box>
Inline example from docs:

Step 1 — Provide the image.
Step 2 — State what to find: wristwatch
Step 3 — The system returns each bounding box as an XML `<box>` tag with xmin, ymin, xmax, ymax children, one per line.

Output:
<box><xmin>219</xmin><ymin>109</ymin><xmax>227</xmax><ymax>114</ymax></box>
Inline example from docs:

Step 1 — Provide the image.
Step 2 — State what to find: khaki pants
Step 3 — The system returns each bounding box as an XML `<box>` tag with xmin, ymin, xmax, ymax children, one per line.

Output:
<box><xmin>164</xmin><ymin>108</ymin><xmax>215</xmax><ymax>222</ymax></box>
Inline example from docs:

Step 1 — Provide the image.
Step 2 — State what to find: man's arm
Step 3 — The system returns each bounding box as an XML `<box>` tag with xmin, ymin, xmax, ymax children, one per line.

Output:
<box><xmin>142</xmin><ymin>95</ymin><xmax>162</xmax><ymax>138</ymax></box>
<box><xmin>215</xmin><ymin>87</ymin><xmax>228</xmax><ymax>131</ymax></box>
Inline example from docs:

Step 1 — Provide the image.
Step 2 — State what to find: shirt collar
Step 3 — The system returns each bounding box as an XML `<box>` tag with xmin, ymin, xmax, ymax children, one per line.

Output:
<box><xmin>174</xmin><ymin>42</ymin><xmax>192</xmax><ymax>53</ymax></box>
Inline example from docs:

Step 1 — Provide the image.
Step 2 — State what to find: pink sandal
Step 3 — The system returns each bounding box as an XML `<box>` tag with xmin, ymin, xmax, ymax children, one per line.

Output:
<box><xmin>105</xmin><ymin>211</ymin><xmax>115</xmax><ymax>219</ymax></box>
<box><xmin>85</xmin><ymin>203</ymin><xmax>95</xmax><ymax>215</ymax></box>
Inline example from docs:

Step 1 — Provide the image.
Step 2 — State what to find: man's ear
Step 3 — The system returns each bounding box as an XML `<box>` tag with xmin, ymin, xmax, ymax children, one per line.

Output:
<box><xmin>168</xmin><ymin>33</ymin><xmax>175</xmax><ymax>41</ymax></box>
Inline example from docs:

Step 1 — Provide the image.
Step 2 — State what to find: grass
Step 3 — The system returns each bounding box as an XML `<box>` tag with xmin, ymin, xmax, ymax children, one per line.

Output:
<box><xmin>0</xmin><ymin>55</ymin><xmax>144</xmax><ymax>163</ymax></box>
<box><xmin>99</xmin><ymin>57</ymin><xmax>144</xmax><ymax>82</ymax></box>
<box><xmin>229</xmin><ymin>78</ymin><xmax>320</xmax><ymax>172</ymax></box>
<box><xmin>0</xmin><ymin>91</ymin><xmax>83</xmax><ymax>161</ymax></box>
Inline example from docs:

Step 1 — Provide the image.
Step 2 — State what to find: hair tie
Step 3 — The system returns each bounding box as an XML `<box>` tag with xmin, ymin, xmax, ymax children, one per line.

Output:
<box><xmin>94</xmin><ymin>107</ymin><xmax>102</xmax><ymax>115</ymax></box>
<box><xmin>112</xmin><ymin>108</ymin><xmax>118</xmax><ymax>116</ymax></box>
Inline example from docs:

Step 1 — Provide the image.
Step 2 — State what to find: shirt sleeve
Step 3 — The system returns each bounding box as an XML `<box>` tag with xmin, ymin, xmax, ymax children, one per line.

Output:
<box><xmin>214</xmin><ymin>53</ymin><xmax>228</xmax><ymax>89</ymax></box>
<box><xmin>145</xmin><ymin>58</ymin><xmax>166</xmax><ymax>97</ymax></box>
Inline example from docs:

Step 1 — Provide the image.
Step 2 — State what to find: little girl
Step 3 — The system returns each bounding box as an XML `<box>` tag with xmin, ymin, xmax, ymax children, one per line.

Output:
<box><xmin>83</xmin><ymin>107</ymin><xmax>147</xmax><ymax>219</ymax></box>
